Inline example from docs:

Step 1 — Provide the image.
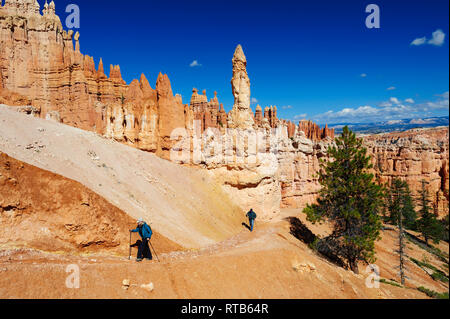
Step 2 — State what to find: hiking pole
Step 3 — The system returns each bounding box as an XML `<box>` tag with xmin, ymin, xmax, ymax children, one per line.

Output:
<box><xmin>149</xmin><ymin>240</ymin><xmax>160</xmax><ymax>262</ymax></box>
<box><xmin>128</xmin><ymin>231</ymin><xmax>132</xmax><ymax>260</ymax></box>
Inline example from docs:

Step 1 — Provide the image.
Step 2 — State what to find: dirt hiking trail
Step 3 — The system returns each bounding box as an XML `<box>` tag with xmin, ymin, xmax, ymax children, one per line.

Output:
<box><xmin>1</xmin><ymin>211</ymin><xmax>446</xmax><ymax>299</ymax></box>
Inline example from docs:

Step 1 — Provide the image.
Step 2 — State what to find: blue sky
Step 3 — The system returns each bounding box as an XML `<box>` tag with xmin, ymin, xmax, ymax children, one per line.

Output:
<box><xmin>39</xmin><ymin>0</ymin><xmax>449</xmax><ymax>124</ymax></box>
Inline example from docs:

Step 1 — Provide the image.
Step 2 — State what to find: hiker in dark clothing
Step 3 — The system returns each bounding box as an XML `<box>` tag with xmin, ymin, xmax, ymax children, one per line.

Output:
<box><xmin>246</xmin><ymin>209</ymin><xmax>257</xmax><ymax>232</ymax></box>
<box><xmin>130</xmin><ymin>218</ymin><xmax>153</xmax><ymax>262</ymax></box>
<box><xmin>130</xmin><ymin>240</ymin><xmax>152</xmax><ymax>260</ymax></box>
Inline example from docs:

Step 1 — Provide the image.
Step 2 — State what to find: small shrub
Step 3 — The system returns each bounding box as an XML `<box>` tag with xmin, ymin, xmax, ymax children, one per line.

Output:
<box><xmin>417</xmin><ymin>286</ymin><xmax>449</xmax><ymax>299</ymax></box>
<box><xmin>431</xmin><ymin>272</ymin><xmax>449</xmax><ymax>283</ymax></box>
<box><xmin>380</xmin><ymin>278</ymin><xmax>403</xmax><ymax>288</ymax></box>
<box><xmin>406</xmin><ymin>232</ymin><xmax>449</xmax><ymax>263</ymax></box>
<box><xmin>410</xmin><ymin>257</ymin><xmax>449</xmax><ymax>283</ymax></box>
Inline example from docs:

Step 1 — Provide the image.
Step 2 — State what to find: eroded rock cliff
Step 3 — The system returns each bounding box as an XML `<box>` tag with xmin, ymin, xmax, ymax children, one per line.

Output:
<box><xmin>0</xmin><ymin>0</ymin><xmax>190</xmax><ymax>157</ymax></box>
<box><xmin>365</xmin><ymin>128</ymin><xmax>449</xmax><ymax>218</ymax></box>
<box><xmin>1</xmin><ymin>1</ymin><xmax>447</xmax><ymax>220</ymax></box>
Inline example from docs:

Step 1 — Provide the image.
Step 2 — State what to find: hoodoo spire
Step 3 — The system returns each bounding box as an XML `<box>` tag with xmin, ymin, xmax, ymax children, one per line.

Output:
<box><xmin>232</xmin><ymin>44</ymin><xmax>247</xmax><ymax>65</ymax></box>
<box><xmin>227</xmin><ymin>44</ymin><xmax>254</xmax><ymax>129</ymax></box>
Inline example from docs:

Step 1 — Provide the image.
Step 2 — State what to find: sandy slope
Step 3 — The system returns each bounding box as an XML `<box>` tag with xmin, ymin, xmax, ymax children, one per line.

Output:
<box><xmin>0</xmin><ymin>105</ymin><xmax>243</xmax><ymax>248</ymax></box>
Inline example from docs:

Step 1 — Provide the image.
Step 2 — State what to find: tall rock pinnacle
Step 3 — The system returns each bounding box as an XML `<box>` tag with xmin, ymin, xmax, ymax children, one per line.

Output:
<box><xmin>228</xmin><ymin>45</ymin><xmax>255</xmax><ymax>129</ymax></box>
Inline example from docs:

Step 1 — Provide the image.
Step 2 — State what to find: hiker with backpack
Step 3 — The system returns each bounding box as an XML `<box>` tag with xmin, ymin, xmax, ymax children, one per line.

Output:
<box><xmin>130</xmin><ymin>218</ymin><xmax>153</xmax><ymax>262</ymax></box>
<box><xmin>246</xmin><ymin>209</ymin><xmax>257</xmax><ymax>232</ymax></box>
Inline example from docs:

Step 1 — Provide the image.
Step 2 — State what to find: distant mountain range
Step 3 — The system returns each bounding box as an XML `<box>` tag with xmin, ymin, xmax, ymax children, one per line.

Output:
<box><xmin>328</xmin><ymin>116</ymin><xmax>449</xmax><ymax>135</ymax></box>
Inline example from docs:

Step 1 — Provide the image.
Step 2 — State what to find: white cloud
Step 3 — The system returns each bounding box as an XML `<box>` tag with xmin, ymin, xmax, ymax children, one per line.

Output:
<box><xmin>390</xmin><ymin>97</ymin><xmax>401</xmax><ymax>105</ymax></box>
<box><xmin>313</xmin><ymin>104</ymin><xmax>409</xmax><ymax>123</ymax></box>
<box><xmin>251</xmin><ymin>97</ymin><xmax>258</xmax><ymax>104</ymax></box>
<box><xmin>437</xmin><ymin>91</ymin><xmax>449</xmax><ymax>99</ymax></box>
<box><xmin>380</xmin><ymin>97</ymin><xmax>411</xmax><ymax>107</ymax></box>
<box><xmin>294</xmin><ymin>114</ymin><xmax>307</xmax><ymax>120</ymax></box>
<box><xmin>387</xmin><ymin>86</ymin><xmax>396</xmax><ymax>91</ymax></box>
<box><xmin>282</xmin><ymin>105</ymin><xmax>293</xmax><ymax>109</ymax></box>
<box><xmin>411</xmin><ymin>29</ymin><xmax>446</xmax><ymax>47</ymax></box>
<box><xmin>189</xmin><ymin>60</ymin><xmax>201</xmax><ymax>67</ymax></box>
<box><xmin>411</xmin><ymin>37</ymin><xmax>427</xmax><ymax>46</ymax></box>
<box><xmin>360</xmin><ymin>73</ymin><xmax>367</xmax><ymax>78</ymax></box>
<box><xmin>424</xmin><ymin>99</ymin><xmax>449</xmax><ymax>110</ymax></box>
<box><xmin>428</xmin><ymin>29</ymin><xmax>446</xmax><ymax>46</ymax></box>
<box><xmin>311</xmin><ymin>92</ymin><xmax>449</xmax><ymax>124</ymax></box>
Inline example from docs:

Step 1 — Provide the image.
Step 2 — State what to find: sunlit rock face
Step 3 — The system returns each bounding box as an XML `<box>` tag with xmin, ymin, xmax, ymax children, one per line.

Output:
<box><xmin>156</xmin><ymin>72</ymin><xmax>188</xmax><ymax>160</ymax></box>
<box><xmin>227</xmin><ymin>45</ymin><xmax>255</xmax><ymax>130</ymax></box>
<box><xmin>298</xmin><ymin>120</ymin><xmax>335</xmax><ymax>141</ymax></box>
<box><xmin>0</xmin><ymin>0</ymin><xmax>192</xmax><ymax>155</ymax></box>
<box><xmin>1</xmin><ymin>0</ymin><xmax>125</xmax><ymax>132</ymax></box>
<box><xmin>364</xmin><ymin>128</ymin><xmax>449</xmax><ymax>218</ymax></box>
<box><xmin>190</xmin><ymin>89</ymin><xmax>223</xmax><ymax>133</ymax></box>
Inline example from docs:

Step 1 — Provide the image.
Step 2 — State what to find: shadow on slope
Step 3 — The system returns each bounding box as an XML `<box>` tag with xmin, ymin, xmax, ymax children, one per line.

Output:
<box><xmin>287</xmin><ymin>216</ymin><xmax>345</xmax><ymax>269</ymax></box>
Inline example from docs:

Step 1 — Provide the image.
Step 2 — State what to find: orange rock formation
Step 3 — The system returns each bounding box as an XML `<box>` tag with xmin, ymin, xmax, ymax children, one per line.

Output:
<box><xmin>1</xmin><ymin>1</ymin><xmax>447</xmax><ymax>218</ymax></box>
<box><xmin>298</xmin><ymin>120</ymin><xmax>335</xmax><ymax>141</ymax></box>
<box><xmin>365</xmin><ymin>128</ymin><xmax>449</xmax><ymax>218</ymax></box>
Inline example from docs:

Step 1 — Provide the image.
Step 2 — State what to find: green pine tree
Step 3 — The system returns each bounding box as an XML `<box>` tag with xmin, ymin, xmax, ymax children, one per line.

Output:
<box><xmin>386</xmin><ymin>179</ymin><xmax>417</xmax><ymax>230</ymax></box>
<box><xmin>442</xmin><ymin>214</ymin><xmax>449</xmax><ymax>242</ymax></box>
<box><xmin>304</xmin><ymin>126</ymin><xmax>384</xmax><ymax>274</ymax></box>
<box><xmin>386</xmin><ymin>178</ymin><xmax>417</xmax><ymax>285</ymax></box>
<box><xmin>417</xmin><ymin>180</ymin><xmax>444</xmax><ymax>245</ymax></box>
<box><xmin>402</xmin><ymin>183</ymin><xmax>417</xmax><ymax>230</ymax></box>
